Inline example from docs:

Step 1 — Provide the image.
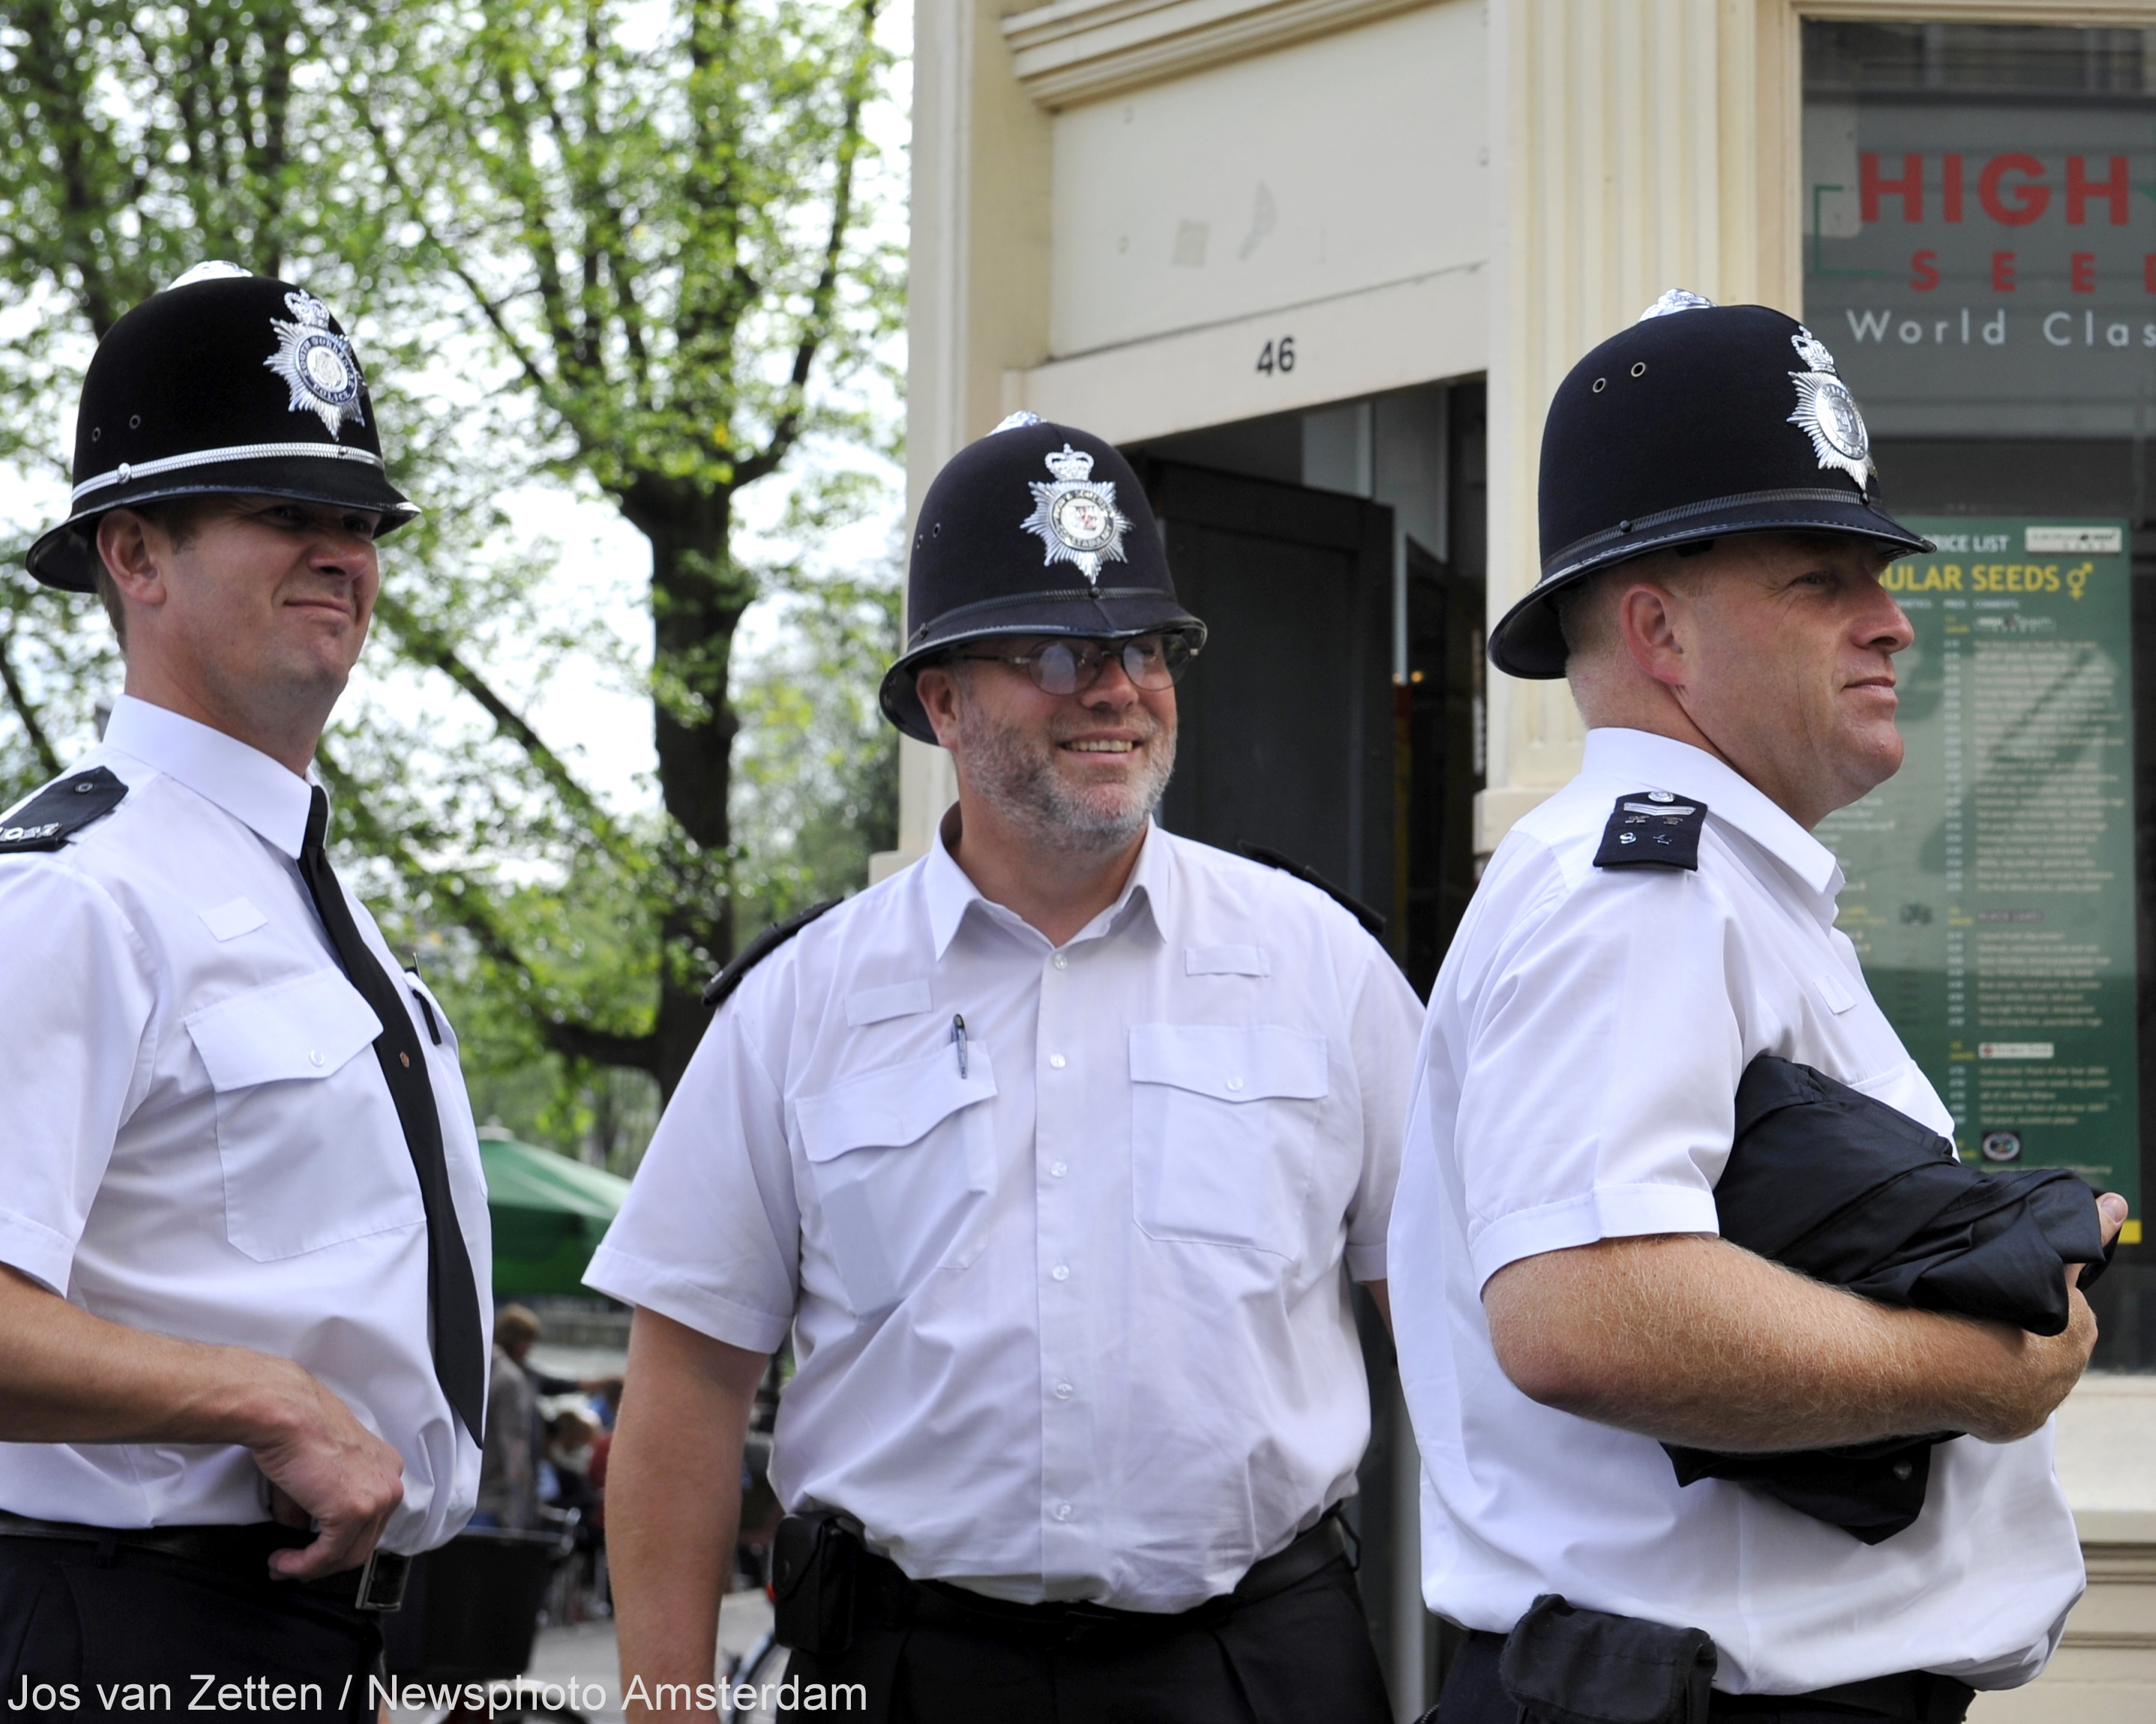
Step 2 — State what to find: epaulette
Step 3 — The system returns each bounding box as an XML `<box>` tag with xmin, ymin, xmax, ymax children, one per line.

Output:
<box><xmin>0</xmin><ymin>766</ymin><xmax>129</xmax><ymax>855</ymax></box>
<box><xmin>1594</xmin><ymin>790</ymin><xmax>1708</xmax><ymax>870</ymax></box>
<box><xmin>702</xmin><ymin>898</ymin><xmax>843</xmax><ymax>1010</ymax></box>
<box><xmin>1237</xmin><ymin>843</ymin><xmax>1387</xmax><ymax>939</ymax></box>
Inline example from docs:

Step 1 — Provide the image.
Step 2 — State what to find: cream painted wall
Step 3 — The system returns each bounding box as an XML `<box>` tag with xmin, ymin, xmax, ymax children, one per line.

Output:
<box><xmin>1478</xmin><ymin>0</ymin><xmax>1790</xmax><ymax>842</ymax></box>
<box><xmin>1046</xmin><ymin>1</ymin><xmax>1488</xmax><ymax>357</ymax></box>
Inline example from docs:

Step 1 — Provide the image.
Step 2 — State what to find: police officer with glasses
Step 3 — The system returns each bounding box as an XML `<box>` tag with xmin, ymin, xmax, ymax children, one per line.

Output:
<box><xmin>0</xmin><ymin>265</ymin><xmax>490</xmax><ymax>1719</ymax></box>
<box><xmin>1389</xmin><ymin>293</ymin><xmax>2128</xmax><ymax>1724</ymax></box>
<box><xmin>592</xmin><ymin>414</ymin><xmax>1423</xmax><ymax>1723</ymax></box>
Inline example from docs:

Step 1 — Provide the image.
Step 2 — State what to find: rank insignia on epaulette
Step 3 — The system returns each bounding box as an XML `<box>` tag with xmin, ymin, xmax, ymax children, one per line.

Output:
<box><xmin>1594</xmin><ymin>789</ymin><xmax>1706</xmax><ymax>871</ymax></box>
<box><xmin>0</xmin><ymin>765</ymin><xmax>128</xmax><ymax>853</ymax></box>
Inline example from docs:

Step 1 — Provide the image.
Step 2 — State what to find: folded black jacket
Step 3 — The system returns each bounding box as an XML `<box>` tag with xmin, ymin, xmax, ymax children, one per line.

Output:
<box><xmin>1663</xmin><ymin>1055</ymin><xmax>2110</xmax><ymax>1543</ymax></box>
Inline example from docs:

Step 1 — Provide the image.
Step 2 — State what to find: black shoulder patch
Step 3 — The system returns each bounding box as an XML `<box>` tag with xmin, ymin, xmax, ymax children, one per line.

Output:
<box><xmin>702</xmin><ymin>898</ymin><xmax>843</xmax><ymax>1010</ymax></box>
<box><xmin>0</xmin><ymin>767</ymin><xmax>129</xmax><ymax>855</ymax></box>
<box><xmin>1594</xmin><ymin>790</ymin><xmax>1707</xmax><ymax>871</ymax></box>
<box><xmin>1237</xmin><ymin>843</ymin><xmax>1387</xmax><ymax>939</ymax></box>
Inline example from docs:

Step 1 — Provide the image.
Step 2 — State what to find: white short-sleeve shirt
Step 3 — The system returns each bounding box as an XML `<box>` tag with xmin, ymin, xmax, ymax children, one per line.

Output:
<box><xmin>586</xmin><ymin>819</ymin><xmax>1424</xmax><ymax>1613</ymax></box>
<box><xmin>1388</xmin><ymin>727</ymin><xmax>2083</xmax><ymax>1694</ymax></box>
<box><xmin>0</xmin><ymin>696</ymin><xmax>490</xmax><ymax>1555</ymax></box>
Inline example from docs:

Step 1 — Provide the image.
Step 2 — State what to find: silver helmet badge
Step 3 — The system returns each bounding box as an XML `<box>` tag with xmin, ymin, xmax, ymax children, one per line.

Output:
<box><xmin>264</xmin><ymin>289</ymin><xmax>367</xmax><ymax>438</ymax></box>
<box><xmin>1020</xmin><ymin>444</ymin><xmax>1131</xmax><ymax>585</ymax></box>
<box><xmin>1786</xmin><ymin>325</ymin><xmax>1870</xmax><ymax>489</ymax></box>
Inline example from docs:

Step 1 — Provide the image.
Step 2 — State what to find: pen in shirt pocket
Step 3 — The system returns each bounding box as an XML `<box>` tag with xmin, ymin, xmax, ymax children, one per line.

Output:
<box><xmin>951</xmin><ymin>1013</ymin><xmax>967</xmax><ymax>1079</ymax></box>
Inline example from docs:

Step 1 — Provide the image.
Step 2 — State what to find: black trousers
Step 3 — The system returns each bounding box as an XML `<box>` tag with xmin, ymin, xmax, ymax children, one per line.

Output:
<box><xmin>0</xmin><ymin>1537</ymin><xmax>379</xmax><ymax>1724</ymax></box>
<box><xmin>1431</xmin><ymin>1631</ymin><xmax>1972</xmax><ymax>1724</ymax></box>
<box><xmin>779</xmin><ymin>1553</ymin><xmax>1391</xmax><ymax>1724</ymax></box>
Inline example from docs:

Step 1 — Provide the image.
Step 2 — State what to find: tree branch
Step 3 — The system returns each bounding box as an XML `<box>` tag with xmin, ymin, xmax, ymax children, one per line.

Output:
<box><xmin>737</xmin><ymin>0</ymin><xmax>881</xmax><ymax>485</ymax></box>
<box><xmin>355</xmin><ymin>103</ymin><xmax>577</xmax><ymax>429</ymax></box>
<box><xmin>0</xmin><ymin>630</ymin><xmax>62</xmax><ymax>780</ymax></box>
<box><xmin>368</xmin><ymin>588</ymin><xmax>639</xmax><ymax>863</ymax></box>
<box><xmin>313</xmin><ymin>743</ymin><xmax>662</xmax><ymax>1077</ymax></box>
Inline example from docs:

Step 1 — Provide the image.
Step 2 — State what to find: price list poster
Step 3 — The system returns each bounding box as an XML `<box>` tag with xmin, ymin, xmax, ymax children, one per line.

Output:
<box><xmin>1819</xmin><ymin>518</ymin><xmax>2142</xmax><ymax>1229</ymax></box>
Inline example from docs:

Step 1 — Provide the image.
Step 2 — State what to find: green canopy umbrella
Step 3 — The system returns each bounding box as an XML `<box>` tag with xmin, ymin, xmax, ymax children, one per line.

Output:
<box><xmin>480</xmin><ymin>1135</ymin><xmax>631</xmax><ymax>1295</ymax></box>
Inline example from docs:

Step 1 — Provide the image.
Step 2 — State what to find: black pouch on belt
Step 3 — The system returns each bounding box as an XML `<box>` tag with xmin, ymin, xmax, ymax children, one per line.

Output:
<box><xmin>1499</xmin><ymin>1594</ymin><xmax>1718</xmax><ymax>1724</ymax></box>
<box><xmin>771</xmin><ymin>1510</ymin><xmax>861</xmax><ymax>1656</ymax></box>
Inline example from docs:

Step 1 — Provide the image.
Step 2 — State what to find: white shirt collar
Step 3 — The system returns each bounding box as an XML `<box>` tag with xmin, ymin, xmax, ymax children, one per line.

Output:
<box><xmin>1580</xmin><ymin>727</ymin><xmax>1843</xmax><ymax>902</ymax></box>
<box><xmin>924</xmin><ymin>806</ymin><xmax>1168</xmax><ymax>959</ymax></box>
<box><xmin>101</xmin><ymin>695</ymin><xmax>316</xmax><ymax>860</ymax></box>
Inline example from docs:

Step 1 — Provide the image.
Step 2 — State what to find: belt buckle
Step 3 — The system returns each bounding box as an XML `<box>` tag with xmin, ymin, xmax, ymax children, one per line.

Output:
<box><xmin>352</xmin><ymin>1548</ymin><xmax>411</xmax><ymax>1613</ymax></box>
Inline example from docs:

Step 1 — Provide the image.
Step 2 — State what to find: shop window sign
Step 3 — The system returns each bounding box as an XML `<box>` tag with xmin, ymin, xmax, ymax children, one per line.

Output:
<box><xmin>1806</xmin><ymin>26</ymin><xmax>2149</xmax><ymax>1232</ymax></box>
<box><xmin>1816</xmin><ymin>520</ymin><xmax>2140</xmax><ymax>1218</ymax></box>
<box><xmin>1807</xmin><ymin>101</ymin><xmax>2156</xmax><ymax>435</ymax></box>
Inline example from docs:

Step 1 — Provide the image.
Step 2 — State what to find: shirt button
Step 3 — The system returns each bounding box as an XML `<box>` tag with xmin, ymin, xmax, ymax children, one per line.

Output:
<box><xmin>1226</xmin><ymin>1076</ymin><xmax>1243</xmax><ymax>1091</ymax></box>
<box><xmin>1052</xmin><ymin>1265</ymin><xmax>1070</xmax><ymax>1282</ymax></box>
<box><xmin>308</xmin><ymin>1051</ymin><xmax>324</xmax><ymax>1067</ymax></box>
<box><xmin>1049</xmin><ymin>1054</ymin><xmax>1067</xmax><ymax>1069</ymax></box>
<box><xmin>1055</xmin><ymin>1503</ymin><xmax>1074</xmax><ymax>1522</ymax></box>
<box><xmin>1050</xmin><ymin>1161</ymin><xmax>1068</xmax><ymax>1178</ymax></box>
<box><xmin>1054</xmin><ymin>1381</ymin><xmax>1074</xmax><ymax>1399</ymax></box>
<box><xmin>1052</xmin><ymin>953</ymin><xmax>1068</xmax><ymax>970</ymax></box>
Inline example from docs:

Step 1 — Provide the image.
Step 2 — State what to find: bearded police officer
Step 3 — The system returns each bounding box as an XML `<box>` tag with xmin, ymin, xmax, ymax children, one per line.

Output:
<box><xmin>0</xmin><ymin>265</ymin><xmax>490</xmax><ymax>1714</ymax></box>
<box><xmin>591</xmin><ymin>415</ymin><xmax>1422</xmax><ymax>1723</ymax></box>
<box><xmin>1390</xmin><ymin>294</ymin><xmax>2128</xmax><ymax>1724</ymax></box>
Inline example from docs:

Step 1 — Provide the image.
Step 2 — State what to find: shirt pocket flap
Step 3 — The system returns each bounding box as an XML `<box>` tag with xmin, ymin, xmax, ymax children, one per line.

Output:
<box><xmin>1127</xmin><ymin>1024</ymin><xmax>1329</xmax><ymax>1103</ymax></box>
<box><xmin>795</xmin><ymin>1043</ymin><xmax>999</xmax><ymax>1163</ymax></box>
<box><xmin>187</xmin><ymin>968</ymin><xmax>383</xmax><ymax>1091</ymax></box>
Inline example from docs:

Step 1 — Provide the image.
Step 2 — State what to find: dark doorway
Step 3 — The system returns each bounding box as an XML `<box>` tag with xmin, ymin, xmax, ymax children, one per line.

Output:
<box><xmin>1131</xmin><ymin>453</ymin><xmax>1430</xmax><ymax>1714</ymax></box>
<box><xmin>1137</xmin><ymin>460</ymin><xmax>1397</xmax><ymax>920</ymax></box>
<box><xmin>1400</xmin><ymin>541</ymin><xmax>1483</xmax><ymax>998</ymax></box>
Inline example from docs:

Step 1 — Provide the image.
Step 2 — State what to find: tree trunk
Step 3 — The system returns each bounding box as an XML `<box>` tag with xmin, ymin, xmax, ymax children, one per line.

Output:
<box><xmin>643</xmin><ymin>492</ymin><xmax>753</xmax><ymax>1100</ymax></box>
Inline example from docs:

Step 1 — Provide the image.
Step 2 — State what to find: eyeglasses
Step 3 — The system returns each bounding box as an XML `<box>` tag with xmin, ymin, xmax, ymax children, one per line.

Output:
<box><xmin>951</xmin><ymin>633</ymin><xmax>1199</xmax><ymax>697</ymax></box>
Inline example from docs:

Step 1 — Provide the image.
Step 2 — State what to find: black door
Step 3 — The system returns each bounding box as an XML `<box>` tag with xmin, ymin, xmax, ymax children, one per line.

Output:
<box><xmin>1138</xmin><ymin>461</ymin><xmax>1397</xmax><ymax>920</ymax></box>
<box><xmin>1135</xmin><ymin>456</ymin><xmax>1420</xmax><ymax>1700</ymax></box>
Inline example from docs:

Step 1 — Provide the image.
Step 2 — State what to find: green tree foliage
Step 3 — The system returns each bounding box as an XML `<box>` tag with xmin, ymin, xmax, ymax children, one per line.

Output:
<box><xmin>0</xmin><ymin>1</ymin><xmax>902</xmax><ymax>1113</ymax></box>
<box><xmin>0</xmin><ymin>0</ymin><xmax>331</xmax><ymax>798</ymax></box>
<box><xmin>348</xmin><ymin>0</ymin><xmax>898</xmax><ymax>1097</ymax></box>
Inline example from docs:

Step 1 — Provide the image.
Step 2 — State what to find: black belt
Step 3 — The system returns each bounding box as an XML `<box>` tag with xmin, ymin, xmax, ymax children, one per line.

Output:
<box><xmin>0</xmin><ymin>1510</ymin><xmax>410</xmax><ymax>1612</ymax></box>
<box><xmin>1464</xmin><ymin>1631</ymin><xmax>1973</xmax><ymax>1724</ymax></box>
<box><xmin>870</xmin><ymin>1511</ymin><xmax>1353</xmax><ymax>1645</ymax></box>
<box><xmin>1712</xmin><ymin>1672</ymin><xmax>1974</xmax><ymax>1724</ymax></box>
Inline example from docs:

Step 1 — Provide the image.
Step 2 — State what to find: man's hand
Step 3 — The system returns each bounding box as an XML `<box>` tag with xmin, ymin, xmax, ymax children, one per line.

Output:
<box><xmin>253</xmin><ymin>1369</ymin><xmax>408</xmax><ymax>1579</ymax></box>
<box><xmin>1484</xmin><ymin>1197</ymin><xmax>2127</xmax><ymax>1453</ymax></box>
<box><xmin>0</xmin><ymin>1265</ymin><xmax>404</xmax><ymax>1578</ymax></box>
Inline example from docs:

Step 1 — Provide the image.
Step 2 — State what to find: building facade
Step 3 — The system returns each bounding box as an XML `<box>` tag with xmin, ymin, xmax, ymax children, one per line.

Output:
<box><xmin>896</xmin><ymin>4</ymin><xmax>2156</xmax><ymax>1717</ymax></box>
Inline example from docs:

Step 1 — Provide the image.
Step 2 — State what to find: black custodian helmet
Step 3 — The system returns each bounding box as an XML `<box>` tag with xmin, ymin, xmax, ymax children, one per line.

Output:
<box><xmin>1489</xmin><ymin>291</ymin><xmax>1932</xmax><ymax>679</ymax></box>
<box><xmin>879</xmin><ymin>414</ymin><xmax>1206</xmax><ymax>744</ymax></box>
<box><xmin>27</xmin><ymin>262</ymin><xmax>418</xmax><ymax>592</ymax></box>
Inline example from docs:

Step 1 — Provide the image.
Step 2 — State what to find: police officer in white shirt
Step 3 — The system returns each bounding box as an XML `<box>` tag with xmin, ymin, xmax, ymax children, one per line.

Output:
<box><xmin>589</xmin><ymin>414</ymin><xmax>1424</xmax><ymax>1724</ymax></box>
<box><xmin>0</xmin><ymin>266</ymin><xmax>490</xmax><ymax>1717</ymax></box>
<box><xmin>1391</xmin><ymin>294</ymin><xmax>2128</xmax><ymax>1724</ymax></box>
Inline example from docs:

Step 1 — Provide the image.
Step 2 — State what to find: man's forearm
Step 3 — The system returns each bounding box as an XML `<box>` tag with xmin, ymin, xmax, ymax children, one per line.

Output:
<box><xmin>0</xmin><ymin>1263</ymin><xmax>314</xmax><ymax>1446</ymax></box>
<box><xmin>1484</xmin><ymin>1232</ymin><xmax>2100</xmax><ymax>1450</ymax></box>
<box><xmin>610</xmin><ymin>1309</ymin><xmax>768</xmax><ymax>1720</ymax></box>
<box><xmin>0</xmin><ymin>1263</ymin><xmax>406</xmax><ymax>1577</ymax></box>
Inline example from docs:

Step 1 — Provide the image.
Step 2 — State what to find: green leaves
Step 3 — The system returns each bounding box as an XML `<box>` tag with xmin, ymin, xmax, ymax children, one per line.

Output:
<box><xmin>0</xmin><ymin>0</ymin><xmax>902</xmax><ymax>1137</ymax></box>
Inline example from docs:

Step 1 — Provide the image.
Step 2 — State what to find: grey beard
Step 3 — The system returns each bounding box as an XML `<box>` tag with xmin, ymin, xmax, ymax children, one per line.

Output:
<box><xmin>954</xmin><ymin>694</ymin><xmax>1176</xmax><ymax>855</ymax></box>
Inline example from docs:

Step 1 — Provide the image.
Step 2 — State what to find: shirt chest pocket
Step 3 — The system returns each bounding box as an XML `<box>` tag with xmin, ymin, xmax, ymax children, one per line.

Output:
<box><xmin>186</xmin><ymin>968</ymin><xmax>426</xmax><ymax>1262</ymax></box>
<box><xmin>792</xmin><ymin>1043</ymin><xmax>999</xmax><ymax>1318</ymax></box>
<box><xmin>1128</xmin><ymin>1024</ymin><xmax>1329</xmax><ymax>1259</ymax></box>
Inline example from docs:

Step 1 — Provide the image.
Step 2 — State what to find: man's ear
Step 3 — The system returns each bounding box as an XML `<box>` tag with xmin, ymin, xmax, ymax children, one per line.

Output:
<box><xmin>94</xmin><ymin>510</ymin><xmax>169</xmax><ymax>611</ymax></box>
<box><xmin>1613</xmin><ymin>580</ymin><xmax>1692</xmax><ymax>690</ymax></box>
<box><xmin>913</xmin><ymin>664</ymin><xmax>964</xmax><ymax>752</ymax></box>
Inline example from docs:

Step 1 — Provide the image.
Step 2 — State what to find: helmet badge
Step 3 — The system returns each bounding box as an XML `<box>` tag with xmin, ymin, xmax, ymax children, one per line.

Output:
<box><xmin>1021</xmin><ymin>444</ymin><xmax>1131</xmax><ymax>585</ymax></box>
<box><xmin>265</xmin><ymin>289</ymin><xmax>367</xmax><ymax>438</ymax></box>
<box><xmin>1786</xmin><ymin>325</ymin><xmax>1870</xmax><ymax>489</ymax></box>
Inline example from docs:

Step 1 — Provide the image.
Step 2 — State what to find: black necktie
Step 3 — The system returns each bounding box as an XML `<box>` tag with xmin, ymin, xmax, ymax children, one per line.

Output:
<box><xmin>299</xmin><ymin>786</ymin><xmax>487</xmax><ymax>1441</ymax></box>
